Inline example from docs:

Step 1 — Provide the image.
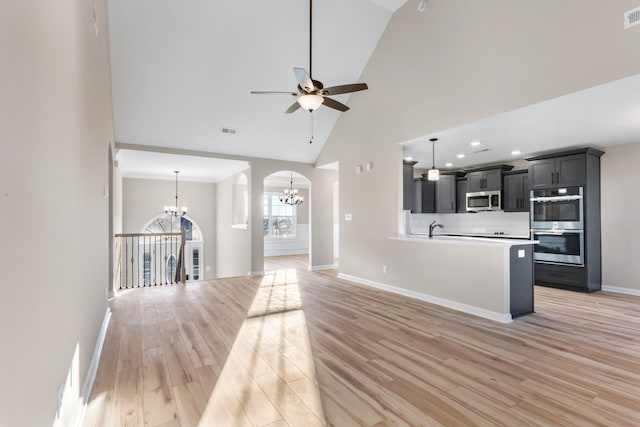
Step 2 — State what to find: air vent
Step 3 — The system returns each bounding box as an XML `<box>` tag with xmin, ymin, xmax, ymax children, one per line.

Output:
<box><xmin>222</xmin><ymin>127</ymin><xmax>236</xmax><ymax>135</ymax></box>
<box><xmin>472</xmin><ymin>148</ymin><xmax>491</xmax><ymax>154</ymax></box>
<box><xmin>624</xmin><ymin>6</ymin><xmax>640</xmax><ymax>29</ymax></box>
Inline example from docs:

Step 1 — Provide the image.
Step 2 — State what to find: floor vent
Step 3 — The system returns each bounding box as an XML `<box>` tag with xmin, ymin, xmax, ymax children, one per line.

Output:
<box><xmin>222</xmin><ymin>127</ymin><xmax>236</xmax><ymax>134</ymax></box>
<box><xmin>624</xmin><ymin>6</ymin><xmax>640</xmax><ymax>29</ymax></box>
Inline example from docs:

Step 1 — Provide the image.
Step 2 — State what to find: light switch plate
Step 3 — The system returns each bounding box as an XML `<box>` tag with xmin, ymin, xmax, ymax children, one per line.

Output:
<box><xmin>345</xmin><ymin>213</ymin><xmax>352</xmax><ymax>221</ymax></box>
<box><xmin>355</xmin><ymin>165</ymin><xmax>362</xmax><ymax>174</ymax></box>
<box><xmin>518</xmin><ymin>249</ymin><xmax>525</xmax><ymax>258</ymax></box>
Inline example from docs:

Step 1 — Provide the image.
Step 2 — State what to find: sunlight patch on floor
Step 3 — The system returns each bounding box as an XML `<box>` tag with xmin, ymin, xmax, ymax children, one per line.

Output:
<box><xmin>198</xmin><ymin>269</ymin><xmax>324</xmax><ymax>426</ymax></box>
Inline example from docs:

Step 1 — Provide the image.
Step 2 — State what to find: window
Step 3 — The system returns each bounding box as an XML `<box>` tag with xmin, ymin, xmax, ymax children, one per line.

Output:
<box><xmin>263</xmin><ymin>193</ymin><xmax>296</xmax><ymax>238</ymax></box>
<box><xmin>144</xmin><ymin>215</ymin><xmax>201</xmax><ymax>241</ymax></box>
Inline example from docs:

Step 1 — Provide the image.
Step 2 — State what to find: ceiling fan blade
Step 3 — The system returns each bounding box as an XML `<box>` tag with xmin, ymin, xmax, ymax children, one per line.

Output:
<box><xmin>294</xmin><ymin>67</ymin><xmax>314</xmax><ymax>92</ymax></box>
<box><xmin>322</xmin><ymin>83</ymin><xmax>368</xmax><ymax>96</ymax></box>
<box><xmin>285</xmin><ymin>102</ymin><xmax>301</xmax><ymax>114</ymax></box>
<box><xmin>322</xmin><ymin>97</ymin><xmax>350</xmax><ymax>112</ymax></box>
<box><xmin>251</xmin><ymin>91</ymin><xmax>298</xmax><ymax>96</ymax></box>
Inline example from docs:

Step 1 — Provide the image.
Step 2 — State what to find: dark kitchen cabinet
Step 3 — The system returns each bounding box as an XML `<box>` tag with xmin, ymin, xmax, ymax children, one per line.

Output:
<box><xmin>528</xmin><ymin>154</ymin><xmax>586</xmax><ymax>189</ymax></box>
<box><xmin>466</xmin><ymin>168</ymin><xmax>504</xmax><ymax>192</ymax></box>
<box><xmin>503</xmin><ymin>171</ymin><xmax>529</xmax><ymax>212</ymax></box>
<box><xmin>456</xmin><ymin>178</ymin><xmax>467</xmax><ymax>213</ymax></box>
<box><xmin>435</xmin><ymin>174</ymin><xmax>456</xmax><ymax>213</ymax></box>
<box><xmin>403</xmin><ymin>160</ymin><xmax>417</xmax><ymax>210</ymax></box>
<box><xmin>412</xmin><ymin>178</ymin><xmax>435</xmax><ymax>213</ymax></box>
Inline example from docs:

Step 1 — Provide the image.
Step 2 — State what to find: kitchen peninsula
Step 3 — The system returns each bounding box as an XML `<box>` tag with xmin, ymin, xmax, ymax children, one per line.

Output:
<box><xmin>387</xmin><ymin>233</ymin><xmax>537</xmax><ymax>322</ymax></box>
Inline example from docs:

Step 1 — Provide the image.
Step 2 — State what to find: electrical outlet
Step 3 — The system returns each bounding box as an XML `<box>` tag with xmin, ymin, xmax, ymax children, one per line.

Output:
<box><xmin>383</xmin><ymin>265</ymin><xmax>388</xmax><ymax>274</ymax></box>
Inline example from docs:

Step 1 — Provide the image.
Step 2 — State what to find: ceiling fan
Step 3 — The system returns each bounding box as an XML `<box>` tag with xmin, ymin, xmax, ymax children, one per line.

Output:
<box><xmin>250</xmin><ymin>0</ymin><xmax>368</xmax><ymax>114</ymax></box>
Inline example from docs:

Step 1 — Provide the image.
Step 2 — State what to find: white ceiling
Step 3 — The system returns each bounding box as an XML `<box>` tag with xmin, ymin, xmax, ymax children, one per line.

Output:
<box><xmin>403</xmin><ymin>73</ymin><xmax>640</xmax><ymax>171</ymax></box>
<box><xmin>107</xmin><ymin>0</ymin><xmax>407</xmax><ymax>164</ymax></box>
<box><xmin>117</xmin><ymin>149</ymin><xmax>249</xmax><ymax>182</ymax></box>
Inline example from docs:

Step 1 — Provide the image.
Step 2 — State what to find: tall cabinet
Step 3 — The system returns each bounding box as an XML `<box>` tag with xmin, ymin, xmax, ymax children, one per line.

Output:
<box><xmin>526</xmin><ymin>148</ymin><xmax>604</xmax><ymax>292</ymax></box>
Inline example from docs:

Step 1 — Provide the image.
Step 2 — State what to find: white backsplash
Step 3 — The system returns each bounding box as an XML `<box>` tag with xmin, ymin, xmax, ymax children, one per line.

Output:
<box><xmin>408</xmin><ymin>211</ymin><xmax>530</xmax><ymax>238</ymax></box>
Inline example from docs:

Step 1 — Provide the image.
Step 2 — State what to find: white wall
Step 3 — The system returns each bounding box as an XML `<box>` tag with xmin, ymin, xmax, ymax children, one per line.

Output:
<box><xmin>216</xmin><ymin>170</ymin><xmax>251</xmax><ymax>278</ymax></box>
<box><xmin>122</xmin><ymin>178</ymin><xmax>217</xmax><ymax>279</ymax></box>
<box><xmin>0</xmin><ymin>0</ymin><xmax>114</xmax><ymax>425</ymax></box>
<box><xmin>601</xmin><ymin>142</ymin><xmax>640</xmax><ymax>292</ymax></box>
<box><xmin>316</xmin><ymin>1</ymin><xmax>640</xmax><ymax>300</ymax></box>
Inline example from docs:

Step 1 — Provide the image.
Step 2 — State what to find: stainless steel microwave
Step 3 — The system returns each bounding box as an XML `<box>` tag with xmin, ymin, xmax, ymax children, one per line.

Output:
<box><xmin>466</xmin><ymin>191</ymin><xmax>501</xmax><ymax>212</ymax></box>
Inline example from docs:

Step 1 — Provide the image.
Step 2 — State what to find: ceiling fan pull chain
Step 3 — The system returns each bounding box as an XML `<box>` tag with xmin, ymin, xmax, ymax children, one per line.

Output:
<box><xmin>309</xmin><ymin>111</ymin><xmax>314</xmax><ymax>144</ymax></box>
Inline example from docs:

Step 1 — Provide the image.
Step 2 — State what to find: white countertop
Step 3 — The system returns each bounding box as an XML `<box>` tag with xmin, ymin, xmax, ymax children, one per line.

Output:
<box><xmin>392</xmin><ymin>234</ymin><xmax>538</xmax><ymax>247</ymax></box>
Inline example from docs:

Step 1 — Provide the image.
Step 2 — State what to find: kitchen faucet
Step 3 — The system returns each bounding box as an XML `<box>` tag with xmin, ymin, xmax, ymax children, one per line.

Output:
<box><xmin>429</xmin><ymin>220</ymin><xmax>444</xmax><ymax>238</ymax></box>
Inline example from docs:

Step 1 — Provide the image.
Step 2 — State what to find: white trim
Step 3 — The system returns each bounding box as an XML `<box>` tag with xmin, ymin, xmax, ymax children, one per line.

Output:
<box><xmin>250</xmin><ymin>271</ymin><xmax>265</xmax><ymax>277</ymax></box>
<box><xmin>602</xmin><ymin>285</ymin><xmax>640</xmax><ymax>296</ymax></box>
<box><xmin>309</xmin><ymin>264</ymin><xmax>336</xmax><ymax>271</ymax></box>
<box><xmin>337</xmin><ymin>273</ymin><xmax>513</xmax><ymax>324</ymax></box>
<box><xmin>75</xmin><ymin>307</ymin><xmax>112</xmax><ymax>427</ymax></box>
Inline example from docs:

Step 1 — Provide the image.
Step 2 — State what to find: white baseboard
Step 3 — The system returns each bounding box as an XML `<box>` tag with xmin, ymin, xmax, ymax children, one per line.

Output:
<box><xmin>309</xmin><ymin>264</ymin><xmax>336</xmax><ymax>271</ymax></box>
<box><xmin>249</xmin><ymin>271</ymin><xmax>265</xmax><ymax>277</ymax></box>
<box><xmin>75</xmin><ymin>307</ymin><xmax>112</xmax><ymax>427</ymax></box>
<box><xmin>264</xmin><ymin>248</ymin><xmax>309</xmax><ymax>257</ymax></box>
<box><xmin>602</xmin><ymin>285</ymin><xmax>640</xmax><ymax>296</ymax></box>
<box><xmin>337</xmin><ymin>273</ymin><xmax>512</xmax><ymax>324</ymax></box>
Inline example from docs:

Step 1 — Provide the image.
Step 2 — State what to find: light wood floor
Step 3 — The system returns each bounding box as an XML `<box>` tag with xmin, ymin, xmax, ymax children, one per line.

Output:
<box><xmin>84</xmin><ymin>255</ymin><xmax>640</xmax><ymax>426</ymax></box>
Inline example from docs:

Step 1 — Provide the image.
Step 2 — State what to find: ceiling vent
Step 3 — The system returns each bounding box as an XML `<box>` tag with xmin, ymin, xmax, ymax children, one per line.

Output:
<box><xmin>222</xmin><ymin>127</ymin><xmax>236</xmax><ymax>135</ymax></box>
<box><xmin>472</xmin><ymin>148</ymin><xmax>491</xmax><ymax>154</ymax></box>
<box><xmin>624</xmin><ymin>6</ymin><xmax>640</xmax><ymax>29</ymax></box>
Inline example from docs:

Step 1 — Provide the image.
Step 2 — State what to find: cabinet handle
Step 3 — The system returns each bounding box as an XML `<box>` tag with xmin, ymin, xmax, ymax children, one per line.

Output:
<box><xmin>551</xmin><ymin>172</ymin><xmax>554</xmax><ymax>184</ymax></box>
<box><xmin>556</xmin><ymin>171</ymin><xmax>560</xmax><ymax>184</ymax></box>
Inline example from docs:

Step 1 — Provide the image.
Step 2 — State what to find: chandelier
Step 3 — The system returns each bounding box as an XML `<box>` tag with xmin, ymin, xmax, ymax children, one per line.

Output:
<box><xmin>164</xmin><ymin>171</ymin><xmax>188</xmax><ymax>216</ymax></box>
<box><xmin>280</xmin><ymin>173</ymin><xmax>304</xmax><ymax>205</ymax></box>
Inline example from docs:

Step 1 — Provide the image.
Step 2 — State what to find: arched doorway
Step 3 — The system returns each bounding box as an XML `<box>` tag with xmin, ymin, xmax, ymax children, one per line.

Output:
<box><xmin>142</xmin><ymin>214</ymin><xmax>204</xmax><ymax>282</ymax></box>
<box><xmin>262</xmin><ymin>171</ymin><xmax>310</xmax><ymax>268</ymax></box>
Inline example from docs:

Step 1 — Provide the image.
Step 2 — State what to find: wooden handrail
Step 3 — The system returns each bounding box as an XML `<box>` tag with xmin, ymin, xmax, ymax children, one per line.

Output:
<box><xmin>115</xmin><ymin>232</ymin><xmax>182</xmax><ymax>238</ymax></box>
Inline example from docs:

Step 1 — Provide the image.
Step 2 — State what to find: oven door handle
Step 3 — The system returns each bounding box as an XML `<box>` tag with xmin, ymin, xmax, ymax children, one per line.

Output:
<box><xmin>531</xmin><ymin>230</ymin><xmax>583</xmax><ymax>235</ymax></box>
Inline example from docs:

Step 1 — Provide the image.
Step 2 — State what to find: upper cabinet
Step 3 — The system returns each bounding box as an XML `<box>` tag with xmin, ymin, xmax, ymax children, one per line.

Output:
<box><xmin>528</xmin><ymin>154</ymin><xmax>586</xmax><ymax>189</ymax></box>
<box><xmin>466</xmin><ymin>166</ymin><xmax>512</xmax><ymax>192</ymax></box>
<box><xmin>503</xmin><ymin>171</ymin><xmax>528</xmax><ymax>212</ymax></box>
<box><xmin>527</xmin><ymin>148</ymin><xmax>603</xmax><ymax>190</ymax></box>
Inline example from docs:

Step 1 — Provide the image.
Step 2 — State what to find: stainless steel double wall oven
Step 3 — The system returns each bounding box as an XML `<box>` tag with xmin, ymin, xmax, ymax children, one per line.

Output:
<box><xmin>530</xmin><ymin>186</ymin><xmax>584</xmax><ymax>266</ymax></box>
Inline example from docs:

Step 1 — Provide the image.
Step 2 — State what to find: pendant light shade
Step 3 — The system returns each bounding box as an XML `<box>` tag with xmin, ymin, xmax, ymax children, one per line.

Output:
<box><xmin>427</xmin><ymin>138</ymin><xmax>440</xmax><ymax>181</ymax></box>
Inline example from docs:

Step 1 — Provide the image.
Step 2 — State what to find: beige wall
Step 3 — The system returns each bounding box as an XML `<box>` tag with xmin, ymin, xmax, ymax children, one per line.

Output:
<box><xmin>317</xmin><ymin>1</ymin><xmax>640</xmax><ymax>298</ymax></box>
<box><xmin>601</xmin><ymin>142</ymin><xmax>640</xmax><ymax>292</ymax></box>
<box><xmin>0</xmin><ymin>0</ymin><xmax>114</xmax><ymax>425</ymax></box>
<box><xmin>122</xmin><ymin>178</ymin><xmax>217</xmax><ymax>279</ymax></box>
<box><xmin>216</xmin><ymin>170</ymin><xmax>252</xmax><ymax>278</ymax></box>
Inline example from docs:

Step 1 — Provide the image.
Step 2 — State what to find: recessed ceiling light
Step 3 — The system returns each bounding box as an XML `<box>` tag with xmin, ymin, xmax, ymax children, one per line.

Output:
<box><xmin>511</xmin><ymin>150</ymin><xmax>521</xmax><ymax>155</ymax></box>
<box><xmin>457</xmin><ymin>154</ymin><xmax>465</xmax><ymax>159</ymax></box>
<box><xmin>470</xmin><ymin>141</ymin><xmax>481</xmax><ymax>146</ymax></box>
<box><xmin>445</xmin><ymin>162</ymin><xmax>453</xmax><ymax>167</ymax></box>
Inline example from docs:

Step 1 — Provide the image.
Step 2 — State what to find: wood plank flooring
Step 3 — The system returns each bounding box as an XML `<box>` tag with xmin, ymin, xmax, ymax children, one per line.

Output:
<box><xmin>84</xmin><ymin>255</ymin><xmax>640</xmax><ymax>426</ymax></box>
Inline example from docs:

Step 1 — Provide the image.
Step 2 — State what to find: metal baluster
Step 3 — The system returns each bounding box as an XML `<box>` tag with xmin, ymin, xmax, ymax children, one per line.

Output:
<box><xmin>119</xmin><ymin>237</ymin><xmax>123</xmax><ymax>290</ymax></box>
<box><xmin>125</xmin><ymin>237</ymin><xmax>129</xmax><ymax>289</ymax></box>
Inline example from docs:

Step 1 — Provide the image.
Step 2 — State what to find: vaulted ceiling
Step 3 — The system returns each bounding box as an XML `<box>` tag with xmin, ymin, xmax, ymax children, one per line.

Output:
<box><xmin>108</xmin><ymin>0</ymin><xmax>408</xmax><ymax>165</ymax></box>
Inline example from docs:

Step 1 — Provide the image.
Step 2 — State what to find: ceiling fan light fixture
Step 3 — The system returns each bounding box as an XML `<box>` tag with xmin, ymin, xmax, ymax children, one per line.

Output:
<box><xmin>297</xmin><ymin>94</ymin><xmax>324</xmax><ymax>111</ymax></box>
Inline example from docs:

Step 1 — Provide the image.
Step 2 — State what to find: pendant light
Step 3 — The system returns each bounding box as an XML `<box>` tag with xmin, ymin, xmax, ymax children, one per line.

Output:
<box><xmin>427</xmin><ymin>138</ymin><xmax>440</xmax><ymax>181</ymax></box>
<box><xmin>280</xmin><ymin>173</ymin><xmax>304</xmax><ymax>205</ymax></box>
<box><xmin>164</xmin><ymin>171</ymin><xmax>188</xmax><ymax>216</ymax></box>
